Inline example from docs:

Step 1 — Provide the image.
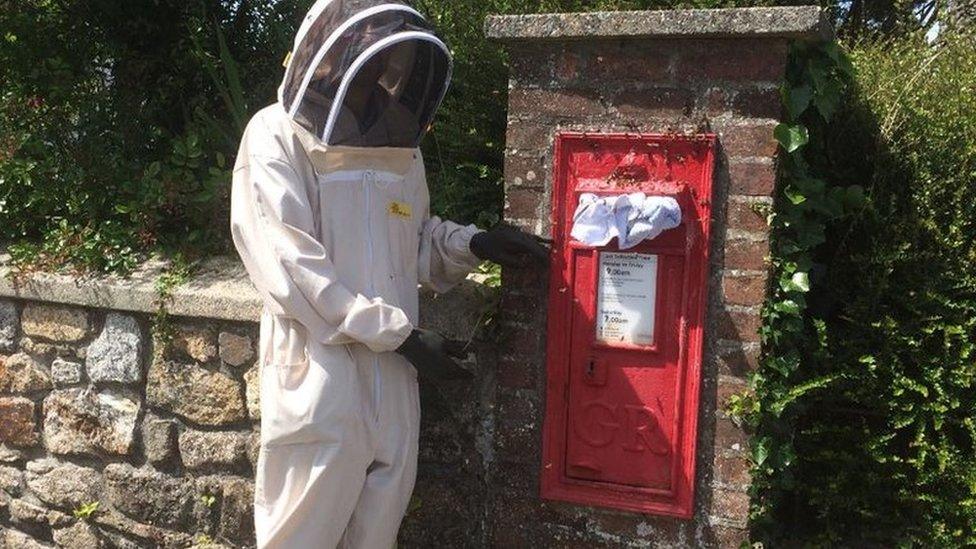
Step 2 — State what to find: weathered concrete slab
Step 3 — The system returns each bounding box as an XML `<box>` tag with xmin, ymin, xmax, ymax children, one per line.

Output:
<box><xmin>0</xmin><ymin>255</ymin><xmax>493</xmax><ymax>338</ymax></box>
<box><xmin>486</xmin><ymin>6</ymin><xmax>829</xmax><ymax>41</ymax></box>
<box><xmin>0</xmin><ymin>255</ymin><xmax>262</xmax><ymax>323</ymax></box>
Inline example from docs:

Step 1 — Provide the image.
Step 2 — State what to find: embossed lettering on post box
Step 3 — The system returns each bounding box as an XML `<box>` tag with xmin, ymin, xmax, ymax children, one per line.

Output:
<box><xmin>541</xmin><ymin>133</ymin><xmax>716</xmax><ymax>518</ymax></box>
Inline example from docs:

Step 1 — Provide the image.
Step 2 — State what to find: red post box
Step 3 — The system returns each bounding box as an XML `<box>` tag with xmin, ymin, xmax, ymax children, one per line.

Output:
<box><xmin>541</xmin><ymin>132</ymin><xmax>716</xmax><ymax>518</ymax></box>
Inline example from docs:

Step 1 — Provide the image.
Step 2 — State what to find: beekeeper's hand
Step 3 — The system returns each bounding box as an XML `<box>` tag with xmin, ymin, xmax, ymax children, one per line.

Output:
<box><xmin>395</xmin><ymin>329</ymin><xmax>472</xmax><ymax>380</ymax></box>
<box><xmin>469</xmin><ymin>224</ymin><xmax>550</xmax><ymax>268</ymax></box>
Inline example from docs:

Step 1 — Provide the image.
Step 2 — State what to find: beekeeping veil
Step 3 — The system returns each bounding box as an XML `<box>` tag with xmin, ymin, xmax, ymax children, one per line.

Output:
<box><xmin>279</xmin><ymin>0</ymin><xmax>451</xmax><ymax>148</ymax></box>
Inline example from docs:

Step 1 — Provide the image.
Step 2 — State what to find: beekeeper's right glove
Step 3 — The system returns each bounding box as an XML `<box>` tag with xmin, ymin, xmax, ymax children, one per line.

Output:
<box><xmin>395</xmin><ymin>328</ymin><xmax>472</xmax><ymax>380</ymax></box>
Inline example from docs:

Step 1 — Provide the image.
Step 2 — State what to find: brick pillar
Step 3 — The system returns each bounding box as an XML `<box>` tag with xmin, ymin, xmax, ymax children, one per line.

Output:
<box><xmin>485</xmin><ymin>7</ymin><xmax>827</xmax><ymax>547</ymax></box>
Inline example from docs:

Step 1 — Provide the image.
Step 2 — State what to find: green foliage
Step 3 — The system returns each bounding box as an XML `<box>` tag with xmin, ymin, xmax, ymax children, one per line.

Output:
<box><xmin>152</xmin><ymin>253</ymin><xmax>194</xmax><ymax>344</ymax></box>
<box><xmin>834</xmin><ymin>0</ymin><xmax>944</xmax><ymax>38</ymax></box>
<box><xmin>2</xmin><ymin>0</ymin><xmax>973</xmax><ymax>544</ymax></box>
<box><xmin>7</xmin><ymin>219</ymin><xmax>139</xmax><ymax>274</ymax></box>
<box><xmin>72</xmin><ymin>501</ymin><xmax>100</xmax><ymax>520</ymax></box>
<box><xmin>0</xmin><ymin>1</ymin><xmax>952</xmax><ymax>273</ymax></box>
<box><xmin>747</xmin><ymin>30</ymin><xmax>976</xmax><ymax>546</ymax></box>
<box><xmin>1</xmin><ymin>0</ymin><xmax>807</xmax><ymax>273</ymax></box>
<box><xmin>740</xmin><ymin>39</ymin><xmax>863</xmax><ymax>542</ymax></box>
<box><xmin>0</xmin><ymin>0</ymin><xmax>305</xmax><ymax>272</ymax></box>
<box><xmin>200</xmin><ymin>493</ymin><xmax>217</xmax><ymax>508</ymax></box>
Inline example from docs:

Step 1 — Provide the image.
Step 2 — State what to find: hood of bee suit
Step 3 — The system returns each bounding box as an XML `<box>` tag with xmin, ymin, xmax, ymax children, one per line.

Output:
<box><xmin>278</xmin><ymin>0</ymin><xmax>452</xmax><ymax>149</ymax></box>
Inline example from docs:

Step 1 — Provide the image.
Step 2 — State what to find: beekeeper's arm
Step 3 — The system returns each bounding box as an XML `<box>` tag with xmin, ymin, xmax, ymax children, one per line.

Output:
<box><xmin>231</xmin><ymin>154</ymin><xmax>412</xmax><ymax>353</ymax></box>
<box><xmin>417</xmin><ymin>171</ymin><xmax>549</xmax><ymax>296</ymax></box>
<box><xmin>415</xmin><ymin>158</ymin><xmax>484</xmax><ymax>294</ymax></box>
<box><xmin>418</xmin><ymin>209</ymin><xmax>484</xmax><ymax>294</ymax></box>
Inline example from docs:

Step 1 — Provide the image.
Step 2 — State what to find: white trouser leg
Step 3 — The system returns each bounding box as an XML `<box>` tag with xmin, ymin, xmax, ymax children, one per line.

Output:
<box><xmin>255</xmin><ymin>341</ymin><xmax>373</xmax><ymax>549</ymax></box>
<box><xmin>255</xmin><ymin>441</ymin><xmax>368</xmax><ymax>548</ymax></box>
<box><xmin>339</xmin><ymin>351</ymin><xmax>421</xmax><ymax>549</ymax></box>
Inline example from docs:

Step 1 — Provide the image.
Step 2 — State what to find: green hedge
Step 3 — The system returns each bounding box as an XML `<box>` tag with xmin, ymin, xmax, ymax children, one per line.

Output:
<box><xmin>0</xmin><ymin>0</ymin><xmax>303</xmax><ymax>271</ymax></box>
<box><xmin>0</xmin><ymin>0</ymin><xmax>791</xmax><ymax>272</ymax></box>
<box><xmin>741</xmin><ymin>30</ymin><xmax>976</xmax><ymax>546</ymax></box>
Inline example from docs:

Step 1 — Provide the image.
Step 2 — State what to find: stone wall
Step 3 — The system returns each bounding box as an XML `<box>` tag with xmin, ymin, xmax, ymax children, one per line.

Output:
<box><xmin>0</xmin><ymin>260</ymin><xmax>495</xmax><ymax>548</ymax></box>
<box><xmin>0</xmin><ymin>297</ymin><xmax>260</xmax><ymax>548</ymax></box>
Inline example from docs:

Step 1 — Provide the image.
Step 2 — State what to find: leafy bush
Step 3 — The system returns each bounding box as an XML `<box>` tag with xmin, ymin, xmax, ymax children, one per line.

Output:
<box><xmin>1</xmin><ymin>0</ymin><xmax>796</xmax><ymax>272</ymax></box>
<box><xmin>0</xmin><ymin>0</ymin><xmax>307</xmax><ymax>271</ymax></box>
<box><xmin>742</xmin><ymin>29</ymin><xmax>976</xmax><ymax>546</ymax></box>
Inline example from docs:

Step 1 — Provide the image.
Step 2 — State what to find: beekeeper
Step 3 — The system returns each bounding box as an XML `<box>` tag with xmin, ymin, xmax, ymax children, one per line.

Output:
<box><xmin>229</xmin><ymin>1</ymin><xmax>548</xmax><ymax>547</ymax></box>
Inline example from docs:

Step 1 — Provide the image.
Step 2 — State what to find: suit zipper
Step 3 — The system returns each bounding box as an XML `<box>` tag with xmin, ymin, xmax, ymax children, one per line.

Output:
<box><xmin>364</xmin><ymin>170</ymin><xmax>381</xmax><ymax>423</ymax></box>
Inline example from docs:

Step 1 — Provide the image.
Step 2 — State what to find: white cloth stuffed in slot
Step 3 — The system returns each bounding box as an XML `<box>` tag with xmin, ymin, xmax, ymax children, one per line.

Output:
<box><xmin>571</xmin><ymin>192</ymin><xmax>681</xmax><ymax>250</ymax></box>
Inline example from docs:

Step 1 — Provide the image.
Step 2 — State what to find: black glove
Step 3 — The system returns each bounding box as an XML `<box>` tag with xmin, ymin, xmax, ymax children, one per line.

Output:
<box><xmin>469</xmin><ymin>225</ymin><xmax>550</xmax><ymax>268</ymax></box>
<box><xmin>395</xmin><ymin>329</ymin><xmax>472</xmax><ymax>380</ymax></box>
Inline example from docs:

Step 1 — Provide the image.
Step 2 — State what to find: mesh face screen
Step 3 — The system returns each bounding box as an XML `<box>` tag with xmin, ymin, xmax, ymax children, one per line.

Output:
<box><xmin>281</xmin><ymin>1</ymin><xmax>451</xmax><ymax>148</ymax></box>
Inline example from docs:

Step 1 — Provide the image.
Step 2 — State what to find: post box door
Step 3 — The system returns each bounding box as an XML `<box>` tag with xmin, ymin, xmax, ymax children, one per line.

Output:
<box><xmin>541</xmin><ymin>133</ymin><xmax>715</xmax><ymax>518</ymax></box>
<box><xmin>564</xmin><ymin>247</ymin><xmax>684</xmax><ymax>490</ymax></box>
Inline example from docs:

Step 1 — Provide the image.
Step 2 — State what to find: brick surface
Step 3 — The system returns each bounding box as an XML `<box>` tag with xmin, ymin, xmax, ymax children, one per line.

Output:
<box><xmin>722</xmin><ymin>273</ymin><xmax>767</xmax><ymax>306</ymax></box>
<box><xmin>498</xmin><ymin>290</ymin><xmax>547</xmax><ymax>324</ymax></box>
<box><xmin>498</xmin><ymin>322</ymin><xmax>544</xmax><ymax>359</ymax></box>
<box><xmin>719</xmin><ymin>123</ymin><xmax>780</xmax><ymax>158</ymax></box>
<box><xmin>506</xmin><ymin>187</ymin><xmax>544</xmax><ymax>220</ymax></box>
<box><xmin>726</xmin><ymin>198</ymin><xmax>770</xmax><ymax>232</ymax></box>
<box><xmin>502</xmin><ymin>265</ymin><xmax>549</xmax><ymax>289</ymax></box>
<box><xmin>489</xmin><ymin>497</ymin><xmax>569</xmax><ymax>546</ymax></box>
<box><xmin>711</xmin><ymin>488</ymin><xmax>750</xmax><ymax>525</ymax></box>
<box><xmin>588</xmin><ymin>510</ymin><xmax>683</xmax><ymax>540</ymax></box>
<box><xmin>492</xmin><ymin>14</ymin><xmax>798</xmax><ymax>546</ymax></box>
<box><xmin>497</xmin><ymin>357</ymin><xmax>538</xmax><ymax>390</ymax></box>
<box><xmin>493</xmin><ymin>460</ymin><xmax>540</xmax><ymax>497</ymax></box>
<box><xmin>717</xmin><ymin>377</ymin><xmax>749</xmax><ymax>408</ymax></box>
<box><xmin>586</xmin><ymin>43</ymin><xmax>673</xmax><ymax>84</ymax></box>
<box><xmin>715</xmin><ymin>416</ymin><xmax>750</xmax><ymax>454</ymax></box>
<box><xmin>676</xmin><ymin>38</ymin><xmax>788</xmax><ymax>83</ymax></box>
<box><xmin>399</xmin><ymin>475</ymin><xmax>485</xmax><ymax>547</ymax></box>
<box><xmin>716</xmin><ymin>341</ymin><xmax>761</xmax><ymax>377</ymax></box>
<box><xmin>704</xmin><ymin>87</ymin><xmax>731</xmax><ymax>116</ymax></box>
<box><xmin>494</xmin><ymin>392</ymin><xmax>541</xmax><ymax>464</ymax></box>
<box><xmin>717</xmin><ymin>308</ymin><xmax>762</xmax><ymax>342</ymax></box>
<box><xmin>555</xmin><ymin>49</ymin><xmax>583</xmax><ymax>83</ymax></box>
<box><xmin>729</xmin><ymin>160</ymin><xmax>777</xmax><ymax>195</ymax></box>
<box><xmin>506</xmin><ymin>121</ymin><xmax>551</xmax><ymax>150</ymax></box>
<box><xmin>613</xmin><ymin>87</ymin><xmax>695</xmax><ymax>120</ymax></box>
<box><xmin>724</xmin><ymin>237</ymin><xmax>770</xmax><ymax>271</ymax></box>
<box><xmin>509</xmin><ymin>46</ymin><xmax>554</xmax><ymax>86</ymax></box>
<box><xmin>714</xmin><ymin>453</ymin><xmax>751</xmax><ymax>489</ymax></box>
<box><xmin>504</xmin><ymin>154</ymin><xmax>547</xmax><ymax>189</ymax></box>
<box><xmin>509</xmin><ymin>88</ymin><xmax>605</xmax><ymax>119</ymax></box>
<box><xmin>731</xmin><ymin>86</ymin><xmax>783</xmax><ymax>119</ymax></box>
<box><xmin>713</xmin><ymin>525</ymin><xmax>751</xmax><ymax>548</ymax></box>
<box><xmin>705</xmin><ymin>86</ymin><xmax>782</xmax><ymax>120</ymax></box>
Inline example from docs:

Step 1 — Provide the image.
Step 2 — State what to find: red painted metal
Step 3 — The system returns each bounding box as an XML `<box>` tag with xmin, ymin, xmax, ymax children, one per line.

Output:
<box><xmin>540</xmin><ymin>132</ymin><xmax>716</xmax><ymax>518</ymax></box>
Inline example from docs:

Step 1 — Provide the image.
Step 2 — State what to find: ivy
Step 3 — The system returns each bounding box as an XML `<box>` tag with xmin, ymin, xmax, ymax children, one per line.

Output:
<box><xmin>739</xmin><ymin>30</ymin><xmax>976</xmax><ymax>546</ymax></box>
<box><xmin>727</xmin><ymin>40</ymin><xmax>865</xmax><ymax>540</ymax></box>
<box><xmin>151</xmin><ymin>253</ymin><xmax>194</xmax><ymax>346</ymax></box>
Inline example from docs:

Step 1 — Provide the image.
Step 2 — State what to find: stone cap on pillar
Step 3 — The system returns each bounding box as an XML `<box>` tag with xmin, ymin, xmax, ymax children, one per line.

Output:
<box><xmin>485</xmin><ymin>6</ymin><xmax>830</xmax><ymax>42</ymax></box>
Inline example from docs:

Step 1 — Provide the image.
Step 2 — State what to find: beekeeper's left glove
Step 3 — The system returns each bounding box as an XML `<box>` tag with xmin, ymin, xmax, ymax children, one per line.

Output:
<box><xmin>469</xmin><ymin>225</ymin><xmax>550</xmax><ymax>268</ymax></box>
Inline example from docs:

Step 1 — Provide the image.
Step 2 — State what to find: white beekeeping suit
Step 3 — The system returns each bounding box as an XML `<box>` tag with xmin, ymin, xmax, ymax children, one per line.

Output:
<box><xmin>229</xmin><ymin>1</ymin><xmax>481</xmax><ymax>546</ymax></box>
